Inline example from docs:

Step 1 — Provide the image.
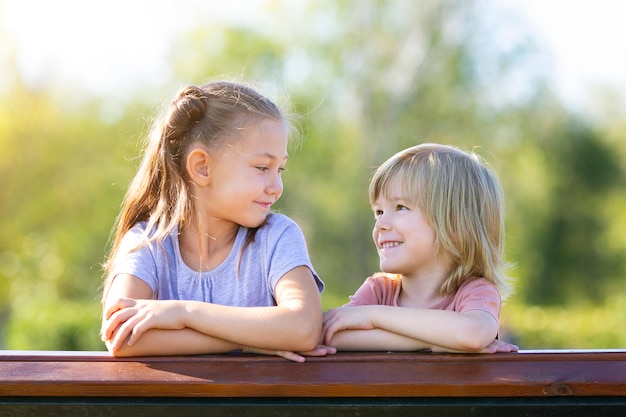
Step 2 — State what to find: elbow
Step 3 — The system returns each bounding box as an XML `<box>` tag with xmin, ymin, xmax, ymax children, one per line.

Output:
<box><xmin>450</xmin><ymin>313</ymin><xmax>499</xmax><ymax>352</ymax></box>
<box><xmin>456</xmin><ymin>336</ymin><xmax>491</xmax><ymax>352</ymax></box>
<box><xmin>287</xmin><ymin>313</ymin><xmax>322</xmax><ymax>352</ymax></box>
<box><xmin>294</xmin><ymin>320</ymin><xmax>322</xmax><ymax>352</ymax></box>
<box><xmin>454</xmin><ymin>328</ymin><xmax>498</xmax><ymax>352</ymax></box>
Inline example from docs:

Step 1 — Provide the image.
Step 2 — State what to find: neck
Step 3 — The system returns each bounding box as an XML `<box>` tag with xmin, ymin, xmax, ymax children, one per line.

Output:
<box><xmin>398</xmin><ymin>268</ymin><xmax>449</xmax><ymax>308</ymax></box>
<box><xmin>178</xmin><ymin>220</ymin><xmax>239</xmax><ymax>272</ymax></box>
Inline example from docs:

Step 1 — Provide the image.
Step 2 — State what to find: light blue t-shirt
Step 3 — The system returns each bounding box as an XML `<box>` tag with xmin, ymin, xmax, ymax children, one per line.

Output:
<box><xmin>111</xmin><ymin>213</ymin><xmax>323</xmax><ymax>306</ymax></box>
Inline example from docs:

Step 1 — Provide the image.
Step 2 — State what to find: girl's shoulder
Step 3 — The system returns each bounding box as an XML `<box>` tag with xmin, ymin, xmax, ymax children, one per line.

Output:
<box><xmin>458</xmin><ymin>277</ymin><xmax>498</xmax><ymax>293</ymax></box>
<box><xmin>119</xmin><ymin>221</ymin><xmax>178</xmax><ymax>253</ymax></box>
<box><xmin>125</xmin><ymin>221</ymin><xmax>165</xmax><ymax>239</ymax></box>
<box><xmin>261</xmin><ymin>213</ymin><xmax>304</xmax><ymax>237</ymax></box>
<box><xmin>368</xmin><ymin>272</ymin><xmax>402</xmax><ymax>283</ymax></box>
<box><xmin>367</xmin><ymin>273</ymin><xmax>403</xmax><ymax>294</ymax></box>
<box><xmin>346</xmin><ymin>273</ymin><xmax>402</xmax><ymax>306</ymax></box>
<box><xmin>266</xmin><ymin>212</ymin><xmax>298</xmax><ymax>228</ymax></box>
<box><xmin>118</xmin><ymin>221</ymin><xmax>150</xmax><ymax>250</ymax></box>
<box><xmin>452</xmin><ymin>277</ymin><xmax>501</xmax><ymax>307</ymax></box>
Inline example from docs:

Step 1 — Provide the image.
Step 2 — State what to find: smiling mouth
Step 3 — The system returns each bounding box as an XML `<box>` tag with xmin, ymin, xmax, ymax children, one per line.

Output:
<box><xmin>380</xmin><ymin>241</ymin><xmax>401</xmax><ymax>249</ymax></box>
<box><xmin>256</xmin><ymin>202</ymin><xmax>272</xmax><ymax>210</ymax></box>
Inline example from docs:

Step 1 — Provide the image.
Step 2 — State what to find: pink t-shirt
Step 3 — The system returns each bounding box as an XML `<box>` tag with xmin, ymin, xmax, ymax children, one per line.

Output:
<box><xmin>345</xmin><ymin>274</ymin><xmax>501</xmax><ymax>323</ymax></box>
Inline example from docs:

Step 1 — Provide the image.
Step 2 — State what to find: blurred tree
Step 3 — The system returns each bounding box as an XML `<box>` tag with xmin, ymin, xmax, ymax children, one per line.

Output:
<box><xmin>0</xmin><ymin>76</ymin><xmax>145</xmax><ymax>349</ymax></box>
<box><xmin>518</xmin><ymin>119</ymin><xmax>624</xmax><ymax>305</ymax></box>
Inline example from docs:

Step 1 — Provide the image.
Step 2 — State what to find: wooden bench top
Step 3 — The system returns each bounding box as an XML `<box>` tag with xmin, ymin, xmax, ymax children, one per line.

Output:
<box><xmin>1</xmin><ymin>349</ymin><xmax>625</xmax><ymax>398</ymax></box>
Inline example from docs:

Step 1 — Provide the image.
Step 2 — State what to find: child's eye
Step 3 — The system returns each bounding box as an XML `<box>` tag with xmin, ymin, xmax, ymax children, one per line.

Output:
<box><xmin>396</xmin><ymin>205</ymin><xmax>408</xmax><ymax>211</ymax></box>
<box><xmin>256</xmin><ymin>166</ymin><xmax>269</xmax><ymax>172</ymax></box>
<box><xmin>373</xmin><ymin>209</ymin><xmax>383</xmax><ymax>218</ymax></box>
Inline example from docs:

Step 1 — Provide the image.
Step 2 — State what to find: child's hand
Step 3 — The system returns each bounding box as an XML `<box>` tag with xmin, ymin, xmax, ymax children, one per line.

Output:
<box><xmin>101</xmin><ymin>298</ymin><xmax>186</xmax><ymax>352</ymax></box>
<box><xmin>242</xmin><ymin>345</ymin><xmax>337</xmax><ymax>363</ymax></box>
<box><xmin>482</xmin><ymin>339</ymin><xmax>519</xmax><ymax>353</ymax></box>
<box><xmin>322</xmin><ymin>306</ymin><xmax>377</xmax><ymax>345</ymax></box>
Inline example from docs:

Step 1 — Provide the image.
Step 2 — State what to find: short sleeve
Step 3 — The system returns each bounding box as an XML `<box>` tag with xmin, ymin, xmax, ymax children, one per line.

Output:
<box><xmin>264</xmin><ymin>215</ymin><xmax>324</xmax><ymax>294</ymax></box>
<box><xmin>452</xmin><ymin>278</ymin><xmax>501</xmax><ymax>323</ymax></box>
<box><xmin>345</xmin><ymin>274</ymin><xmax>401</xmax><ymax>306</ymax></box>
<box><xmin>110</xmin><ymin>223</ymin><xmax>159</xmax><ymax>294</ymax></box>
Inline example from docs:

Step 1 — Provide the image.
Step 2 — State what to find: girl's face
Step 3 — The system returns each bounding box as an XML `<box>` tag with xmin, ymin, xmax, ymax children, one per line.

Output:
<box><xmin>371</xmin><ymin>180</ymin><xmax>447</xmax><ymax>280</ymax></box>
<box><xmin>204</xmin><ymin>119</ymin><xmax>288</xmax><ymax>228</ymax></box>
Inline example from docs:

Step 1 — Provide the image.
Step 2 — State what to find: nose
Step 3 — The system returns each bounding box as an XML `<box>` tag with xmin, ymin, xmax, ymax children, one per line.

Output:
<box><xmin>266</xmin><ymin>171</ymin><xmax>283</xmax><ymax>198</ymax></box>
<box><xmin>374</xmin><ymin>212</ymin><xmax>391</xmax><ymax>231</ymax></box>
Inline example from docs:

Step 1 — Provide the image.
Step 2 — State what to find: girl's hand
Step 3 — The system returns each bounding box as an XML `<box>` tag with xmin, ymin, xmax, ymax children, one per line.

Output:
<box><xmin>322</xmin><ymin>306</ymin><xmax>377</xmax><ymax>345</ymax></box>
<box><xmin>482</xmin><ymin>339</ymin><xmax>519</xmax><ymax>353</ymax></box>
<box><xmin>101</xmin><ymin>298</ymin><xmax>186</xmax><ymax>351</ymax></box>
<box><xmin>243</xmin><ymin>345</ymin><xmax>337</xmax><ymax>363</ymax></box>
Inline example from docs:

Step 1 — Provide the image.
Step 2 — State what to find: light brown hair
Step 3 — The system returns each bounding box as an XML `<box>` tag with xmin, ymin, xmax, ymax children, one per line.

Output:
<box><xmin>369</xmin><ymin>143</ymin><xmax>513</xmax><ymax>299</ymax></box>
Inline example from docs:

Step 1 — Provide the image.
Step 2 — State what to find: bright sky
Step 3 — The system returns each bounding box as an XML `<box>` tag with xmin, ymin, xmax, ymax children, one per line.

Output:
<box><xmin>505</xmin><ymin>0</ymin><xmax>626</xmax><ymax>110</ymax></box>
<box><xmin>2</xmin><ymin>0</ymin><xmax>626</xmax><ymax>113</ymax></box>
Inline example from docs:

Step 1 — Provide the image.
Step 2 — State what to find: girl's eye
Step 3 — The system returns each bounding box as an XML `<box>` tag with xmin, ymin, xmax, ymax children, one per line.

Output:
<box><xmin>397</xmin><ymin>204</ymin><xmax>408</xmax><ymax>211</ymax></box>
<box><xmin>256</xmin><ymin>166</ymin><xmax>287</xmax><ymax>174</ymax></box>
<box><xmin>373</xmin><ymin>209</ymin><xmax>383</xmax><ymax>218</ymax></box>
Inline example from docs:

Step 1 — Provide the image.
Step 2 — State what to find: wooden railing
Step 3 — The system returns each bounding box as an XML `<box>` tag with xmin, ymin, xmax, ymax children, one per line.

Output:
<box><xmin>1</xmin><ymin>349</ymin><xmax>625</xmax><ymax>416</ymax></box>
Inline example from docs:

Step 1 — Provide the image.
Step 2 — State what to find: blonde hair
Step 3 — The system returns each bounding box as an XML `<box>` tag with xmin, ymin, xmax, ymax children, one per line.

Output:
<box><xmin>369</xmin><ymin>143</ymin><xmax>513</xmax><ymax>299</ymax></box>
<box><xmin>102</xmin><ymin>81</ymin><xmax>288</xmax><ymax>300</ymax></box>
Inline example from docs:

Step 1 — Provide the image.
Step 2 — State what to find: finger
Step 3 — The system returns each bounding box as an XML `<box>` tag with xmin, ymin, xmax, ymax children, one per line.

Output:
<box><xmin>321</xmin><ymin>314</ymin><xmax>339</xmax><ymax>345</ymax></box>
<box><xmin>104</xmin><ymin>298</ymin><xmax>133</xmax><ymax>320</ymax></box>
<box><xmin>322</xmin><ymin>309</ymin><xmax>336</xmax><ymax>324</ymax></box>
<box><xmin>275</xmin><ymin>351</ymin><xmax>305</xmax><ymax>363</ymax></box>
<box><xmin>102</xmin><ymin>307</ymin><xmax>136</xmax><ymax>341</ymax></box>
<box><xmin>323</xmin><ymin>316</ymin><xmax>343</xmax><ymax>345</ymax></box>
<box><xmin>108</xmin><ymin>320</ymin><xmax>132</xmax><ymax>351</ymax></box>
<box><xmin>317</xmin><ymin>344</ymin><xmax>337</xmax><ymax>355</ymax></box>
<box><xmin>302</xmin><ymin>345</ymin><xmax>337</xmax><ymax>356</ymax></box>
<box><xmin>126</xmin><ymin>315</ymin><xmax>153</xmax><ymax>346</ymax></box>
<box><xmin>109</xmin><ymin>309</ymin><xmax>145</xmax><ymax>349</ymax></box>
<box><xmin>324</xmin><ymin>327</ymin><xmax>337</xmax><ymax>346</ymax></box>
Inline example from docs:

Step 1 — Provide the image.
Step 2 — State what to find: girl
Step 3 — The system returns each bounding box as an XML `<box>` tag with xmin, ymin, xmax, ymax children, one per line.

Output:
<box><xmin>322</xmin><ymin>143</ymin><xmax>517</xmax><ymax>353</ymax></box>
<box><xmin>101</xmin><ymin>81</ymin><xmax>329</xmax><ymax>362</ymax></box>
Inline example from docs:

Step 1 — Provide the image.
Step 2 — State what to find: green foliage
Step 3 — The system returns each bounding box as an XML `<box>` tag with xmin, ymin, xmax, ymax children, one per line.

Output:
<box><xmin>1</xmin><ymin>0</ymin><xmax>625</xmax><ymax>350</ymax></box>
<box><xmin>502</xmin><ymin>293</ymin><xmax>626</xmax><ymax>349</ymax></box>
<box><xmin>0</xmin><ymin>84</ymin><xmax>142</xmax><ymax>349</ymax></box>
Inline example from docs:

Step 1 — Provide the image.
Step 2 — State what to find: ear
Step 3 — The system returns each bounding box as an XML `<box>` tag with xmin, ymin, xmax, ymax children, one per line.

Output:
<box><xmin>186</xmin><ymin>148</ymin><xmax>212</xmax><ymax>186</ymax></box>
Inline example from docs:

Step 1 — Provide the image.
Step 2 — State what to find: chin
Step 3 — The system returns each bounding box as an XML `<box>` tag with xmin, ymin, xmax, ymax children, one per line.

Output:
<box><xmin>243</xmin><ymin>216</ymin><xmax>269</xmax><ymax>229</ymax></box>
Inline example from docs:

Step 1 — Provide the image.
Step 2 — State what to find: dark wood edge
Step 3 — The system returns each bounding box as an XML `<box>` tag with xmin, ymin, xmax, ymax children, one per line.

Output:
<box><xmin>2</xmin><ymin>349</ymin><xmax>626</xmax><ymax>362</ymax></box>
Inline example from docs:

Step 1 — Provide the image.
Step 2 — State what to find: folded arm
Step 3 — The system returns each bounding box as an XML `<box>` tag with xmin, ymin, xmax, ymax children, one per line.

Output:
<box><xmin>102</xmin><ymin>266</ymin><xmax>323</xmax><ymax>357</ymax></box>
<box><xmin>322</xmin><ymin>305</ymin><xmax>501</xmax><ymax>353</ymax></box>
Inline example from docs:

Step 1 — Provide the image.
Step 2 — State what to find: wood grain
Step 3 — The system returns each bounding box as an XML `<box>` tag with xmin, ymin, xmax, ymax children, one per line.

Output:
<box><xmin>1</xmin><ymin>350</ymin><xmax>625</xmax><ymax>398</ymax></box>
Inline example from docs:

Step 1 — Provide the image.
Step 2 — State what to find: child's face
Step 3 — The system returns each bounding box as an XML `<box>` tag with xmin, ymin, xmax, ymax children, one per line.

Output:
<box><xmin>371</xmin><ymin>181</ymin><xmax>443</xmax><ymax>280</ymax></box>
<box><xmin>203</xmin><ymin>119</ymin><xmax>288</xmax><ymax>228</ymax></box>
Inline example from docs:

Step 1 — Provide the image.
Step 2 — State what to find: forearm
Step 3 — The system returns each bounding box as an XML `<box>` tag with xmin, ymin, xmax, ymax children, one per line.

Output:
<box><xmin>182</xmin><ymin>267</ymin><xmax>323</xmax><ymax>352</ymax></box>
<box><xmin>329</xmin><ymin>329</ymin><xmax>430</xmax><ymax>352</ymax></box>
<box><xmin>183</xmin><ymin>302</ymin><xmax>321</xmax><ymax>352</ymax></box>
<box><xmin>106</xmin><ymin>328</ymin><xmax>239</xmax><ymax>357</ymax></box>
<box><xmin>372</xmin><ymin>307</ymin><xmax>498</xmax><ymax>352</ymax></box>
